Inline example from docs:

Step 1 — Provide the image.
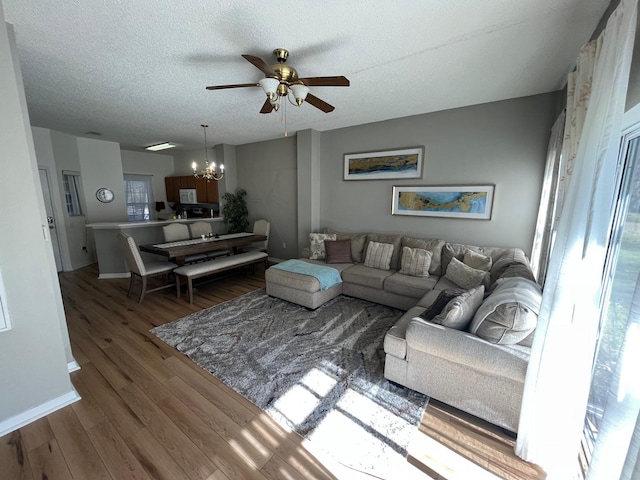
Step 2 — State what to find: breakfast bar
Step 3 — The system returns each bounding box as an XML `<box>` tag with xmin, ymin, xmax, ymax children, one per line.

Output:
<box><xmin>86</xmin><ymin>218</ymin><xmax>227</xmax><ymax>278</ymax></box>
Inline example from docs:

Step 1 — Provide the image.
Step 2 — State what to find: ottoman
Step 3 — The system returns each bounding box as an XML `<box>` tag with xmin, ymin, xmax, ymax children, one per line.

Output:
<box><xmin>265</xmin><ymin>260</ymin><xmax>352</xmax><ymax>309</ymax></box>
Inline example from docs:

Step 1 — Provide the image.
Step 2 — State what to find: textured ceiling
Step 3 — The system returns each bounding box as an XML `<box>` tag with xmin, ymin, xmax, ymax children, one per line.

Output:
<box><xmin>3</xmin><ymin>0</ymin><xmax>609</xmax><ymax>151</ymax></box>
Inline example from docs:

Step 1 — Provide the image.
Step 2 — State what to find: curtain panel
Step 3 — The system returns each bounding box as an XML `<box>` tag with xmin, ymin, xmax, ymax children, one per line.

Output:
<box><xmin>516</xmin><ymin>1</ymin><xmax>637</xmax><ymax>477</ymax></box>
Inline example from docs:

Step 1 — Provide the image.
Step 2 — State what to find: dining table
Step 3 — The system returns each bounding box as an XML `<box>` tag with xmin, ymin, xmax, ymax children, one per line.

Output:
<box><xmin>139</xmin><ymin>232</ymin><xmax>267</xmax><ymax>266</ymax></box>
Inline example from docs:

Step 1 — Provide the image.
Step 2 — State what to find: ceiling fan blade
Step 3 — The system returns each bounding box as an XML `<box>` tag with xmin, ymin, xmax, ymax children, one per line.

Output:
<box><xmin>206</xmin><ymin>83</ymin><xmax>258</xmax><ymax>90</ymax></box>
<box><xmin>305</xmin><ymin>93</ymin><xmax>335</xmax><ymax>113</ymax></box>
<box><xmin>299</xmin><ymin>76</ymin><xmax>350</xmax><ymax>87</ymax></box>
<box><xmin>242</xmin><ymin>54</ymin><xmax>278</xmax><ymax>77</ymax></box>
<box><xmin>259</xmin><ymin>99</ymin><xmax>274</xmax><ymax>114</ymax></box>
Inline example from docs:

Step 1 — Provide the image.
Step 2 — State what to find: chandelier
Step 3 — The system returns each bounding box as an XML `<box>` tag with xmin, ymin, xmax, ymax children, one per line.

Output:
<box><xmin>192</xmin><ymin>124</ymin><xmax>224</xmax><ymax>181</ymax></box>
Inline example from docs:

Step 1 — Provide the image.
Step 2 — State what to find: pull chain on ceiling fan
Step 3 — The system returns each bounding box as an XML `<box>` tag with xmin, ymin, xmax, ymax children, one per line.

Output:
<box><xmin>206</xmin><ymin>48</ymin><xmax>350</xmax><ymax>116</ymax></box>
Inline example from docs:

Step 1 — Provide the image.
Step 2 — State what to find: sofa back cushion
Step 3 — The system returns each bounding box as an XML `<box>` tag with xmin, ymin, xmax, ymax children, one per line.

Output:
<box><xmin>401</xmin><ymin>237</ymin><xmax>445</xmax><ymax>275</ymax></box>
<box><xmin>469</xmin><ymin>277</ymin><xmax>541</xmax><ymax>345</ymax></box>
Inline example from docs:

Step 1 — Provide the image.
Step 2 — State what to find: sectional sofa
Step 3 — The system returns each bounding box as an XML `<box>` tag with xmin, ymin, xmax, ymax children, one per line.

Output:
<box><xmin>265</xmin><ymin>230</ymin><xmax>542</xmax><ymax>432</ymax></box>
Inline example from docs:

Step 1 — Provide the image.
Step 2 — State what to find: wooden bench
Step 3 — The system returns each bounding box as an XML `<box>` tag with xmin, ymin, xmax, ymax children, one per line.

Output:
<box><xmin>174</xmin><ymin>251</ymin><xmax>268</xmax><ymax>303</ymax></box>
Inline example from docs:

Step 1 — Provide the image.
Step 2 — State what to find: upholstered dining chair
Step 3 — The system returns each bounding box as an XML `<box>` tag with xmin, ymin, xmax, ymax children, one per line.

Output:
<box><xmin>188</xmin><ymin>221</ymin><xmax>231</xmax><ymax>259</ymax></box>
<box><xmin>243</xmin><ymin>219</ymin><xmax>270</xmax><ymax>253</ymax></box>
<box><xmin>162</xmin><ymin>223</ymin><xmax>208</xmax><ymax>263</ymax></box>
<box><xmin>118</xmin><ymin>232</ymin><xmax>176</xmax><ymax>303</ymax></box>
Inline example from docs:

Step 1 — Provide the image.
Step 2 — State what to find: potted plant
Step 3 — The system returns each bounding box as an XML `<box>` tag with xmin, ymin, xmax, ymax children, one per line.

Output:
<box><xmin>221</xmin><ymin>188</ymin><xmax>249</xmax><ymax>233</ymax></box>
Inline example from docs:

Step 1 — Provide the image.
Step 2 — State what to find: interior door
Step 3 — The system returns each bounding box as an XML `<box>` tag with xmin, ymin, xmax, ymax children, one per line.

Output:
<box><xmin>39</xmin><ymin>168</ymin><xmax>63</xmax><ymax>272</ymax></box>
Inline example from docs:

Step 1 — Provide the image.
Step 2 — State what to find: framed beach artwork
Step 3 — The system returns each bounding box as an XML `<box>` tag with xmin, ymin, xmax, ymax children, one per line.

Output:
<box><xmin>392</xmin><ymin>185</ymin><xmax>495</xmax><ymax>220</ymax></box>
<box><xmin>343</xmin><ymin>147</ymin><xmax>424</xmax><ymax>180</ymax></box>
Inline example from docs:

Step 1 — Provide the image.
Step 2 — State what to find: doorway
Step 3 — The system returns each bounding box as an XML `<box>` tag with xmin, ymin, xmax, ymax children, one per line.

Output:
<box><xmin>39</xmin><ymin>168</ymin><xmax>63</xmax><ymax>272</ymax></box>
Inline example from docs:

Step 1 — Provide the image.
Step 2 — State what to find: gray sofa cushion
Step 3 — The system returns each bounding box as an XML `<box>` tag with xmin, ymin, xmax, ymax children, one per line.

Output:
<box><xmin>401</xmin><ymin>237</ymin><xmax>445</xmax><ymax>275</ymax></box>
<box><xmin>384</xmin><ymin>306</ymin><xmax>424</xmax><ymax>359</ymax></box>
<box><xmin>341</xmin><ymin>264</ymin><xmax>395</xmax><ymax>289</ymax></box>
<box><xmin>469</xmin><ymin>277</ymin><xmax>541</xmax><ymax>345</ymax></box>
<box><xmin>384</xmin><ymin>272</ymin><xmax>438</xmax><ymax>299</ymax></box>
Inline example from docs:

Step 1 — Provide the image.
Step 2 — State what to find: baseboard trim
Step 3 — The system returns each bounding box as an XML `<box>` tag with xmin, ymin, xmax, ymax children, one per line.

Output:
<box><xmin>268</xmin><ymin>257</ymin><xmax>285</xmax><ymax>264</ymax></box>
<box><xmin>67</xmin><ymin>360</ymin><xmax>81</xmax><ymax>373</ymax></box>
<box><xmin>0</xmin><ymin>388</ymin><xmax>81</xmax><ymax>437</ymax></box>
<box><xmin>98</xmin><ymin>272</ymin><xmax>130</xmax><ymax>279</ymax></box>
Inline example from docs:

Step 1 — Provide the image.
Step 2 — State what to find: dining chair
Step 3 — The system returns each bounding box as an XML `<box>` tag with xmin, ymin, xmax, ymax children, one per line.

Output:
<box><xmin>188</xmin><ymin>221</ymin><xmax>232</xmax><ymax>259</ymax></box>
<box><xmin>243</xmin><ymin>219</ymin><xmax>270</xmax><ymax>253</ymax></box>
<box><xmin>118</xmin><ymin>232</ymin><xmax>176</xmax><ymax>303</ymax></box>
<box><xmin>162</xmin><ymin>223</ymin><xmax>208</xmax><ymax>263</ymax></box>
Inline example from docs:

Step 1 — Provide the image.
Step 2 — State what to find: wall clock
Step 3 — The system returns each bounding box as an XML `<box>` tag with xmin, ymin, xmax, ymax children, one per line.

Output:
<box><xmin>96</xmin><ymin>187</ymin><xmax>114</xmax><ymax>203</ymax></box>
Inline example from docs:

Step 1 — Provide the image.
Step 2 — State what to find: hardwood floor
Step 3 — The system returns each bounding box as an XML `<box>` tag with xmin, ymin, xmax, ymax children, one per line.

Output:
<box><xmin>1</xmin><ymin>263</ymin><xmax>545</xmax><ymax>480</ymax></box>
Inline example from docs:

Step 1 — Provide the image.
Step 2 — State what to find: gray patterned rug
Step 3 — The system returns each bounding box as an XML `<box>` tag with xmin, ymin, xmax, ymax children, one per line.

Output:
<box><xmin>151</xmin><ymin>289</ymin><xmax>428</xmax><ymax>477</ymax></box>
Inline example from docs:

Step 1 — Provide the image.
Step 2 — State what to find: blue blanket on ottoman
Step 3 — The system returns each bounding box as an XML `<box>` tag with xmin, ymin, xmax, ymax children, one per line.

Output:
<box><xmin>271</xmin><ymin>260</ymin><xmax>342</xmax><ymax>291</ymax></box>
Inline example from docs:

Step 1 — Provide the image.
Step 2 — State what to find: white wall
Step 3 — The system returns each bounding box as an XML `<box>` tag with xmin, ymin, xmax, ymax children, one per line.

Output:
<box><xmin>120</xmin><ymin>149</ymin><xmax>175</xmax><ymax>219</ymax></box>
<box><xmin>0</xmin><ymin>13</ymin><xmax>77</xmax><ymax>435</ymax></box>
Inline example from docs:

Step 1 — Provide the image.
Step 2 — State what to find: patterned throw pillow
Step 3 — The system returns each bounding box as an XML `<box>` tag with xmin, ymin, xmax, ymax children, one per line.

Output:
<box><xmin>363</xmin><ymin>241</ymin><xmax>395</xmax><ymax>271</ymax></box>
<box><xmin>309</xmin><ymin>233</ymin><xmax>337</xmax><ymax>260</ymax></box>
<box><xmin>463</xmin><ymin>249</ymin><xmax>493</xmax><ymax>272</ymax></box>
<box><xmin>430</xmin><ymin>285</ymin><xmax>485</xmax><ymax>330</ymax></box>
<box><xmin>445</xmin><ymin>257</ymin><xmax>490</xmax><ymax>289</ymax></box>
<box><xmin>398</xmin><ymin>246</ymin><xmax>432</xmax><ymax>277</ymax></box>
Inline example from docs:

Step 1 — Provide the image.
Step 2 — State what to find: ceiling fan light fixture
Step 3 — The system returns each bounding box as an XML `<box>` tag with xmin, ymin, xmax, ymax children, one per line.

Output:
<box><xmin>259</xmin><ymin>77</ymin><xmax>279</xmax><ymax>101</ymax></box>
<box><xmin>290</xmin><ymin>84</ymin><xmax>309</xmax><ymax>106</ymax></box>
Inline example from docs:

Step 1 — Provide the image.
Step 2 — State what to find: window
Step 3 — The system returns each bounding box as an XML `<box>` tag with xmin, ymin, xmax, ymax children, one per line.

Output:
<box><xmin>124</xmin><ymin>174</ymin><xmax>154</xmax><ymax>221</ymax></box>
<box><xmin>63</xmin><ymin>171</ymin><xmax>83</xmax><ymax>216</ymax></box>
<box><xmin>582</xmin><ymin>129</ymin><xmax>640</xmax><ymax>474</ymax></box>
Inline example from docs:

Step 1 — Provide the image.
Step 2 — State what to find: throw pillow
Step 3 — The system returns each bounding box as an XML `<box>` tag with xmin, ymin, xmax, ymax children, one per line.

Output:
<box><xmin>309</xmin><ymin>233</ymin><xmax>336</xmax><ymax>260</ymax></box>
<box><xmin>363</xmin><ymin>241</ymin><xmax>395</xmax><ymax>271</ymax></box>
<box><xmin>418</xmin><ymin>288</ymin><xmax>465</xmax><ymax>321</ymax></box>
<box><xmin>469</xmin><ymin>277</ymin><xmax>541</xmax><ymax>345</ymax></box>
<box><xmin>398</xmin><ymin>246</ymin><xmax>432</xmax><ymax>277</ymax></box>
<box><xmin>463</xmin><ymin>249</ymin><xmax>492</xmax><ymax>272</ymax></box>
<box><xmin>430</xmin><ymin>285</ymin><xmax>485</xmax><ymax>330</ymax></box>
<box><xmin>445</xmin><ymin>257</ymin><xmax>491</xmax><ymax>290</ymax></box>
<box><xmin>324</xmin><ymin>239</ymin><xmax>353</xmax><ymax>264</ymax></box>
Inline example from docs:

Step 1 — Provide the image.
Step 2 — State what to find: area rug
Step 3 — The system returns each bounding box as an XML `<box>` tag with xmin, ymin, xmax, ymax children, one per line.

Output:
<box><xmin>151</xmin><ymin>289</ymin><xmax>428</xmax><ymax>477</ymax></box>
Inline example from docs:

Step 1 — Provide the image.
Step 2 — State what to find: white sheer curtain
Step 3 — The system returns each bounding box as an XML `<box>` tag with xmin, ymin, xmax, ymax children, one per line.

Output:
<box><xmin>530</xmin><ymin>111</ymin><xmax>565</xmax><ymax>284</ymax></box>
<box><xmin>516</xmin><ymin>1</ymin><xmax>637</xmax><ymax>477</ymax></box>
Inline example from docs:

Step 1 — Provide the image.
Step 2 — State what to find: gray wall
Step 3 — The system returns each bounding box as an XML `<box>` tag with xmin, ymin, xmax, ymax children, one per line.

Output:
<box><xmin>0</xmin><ymin>14</ymin><xmax>77</xmax><ymax>433</ymax></box>
<box><xmin>233</xmin><ymin>92</ymin><xmax>560</xmax><ymax>258</ymax></box>
<box><xmin>319</xmin><ymin>93</ymin><xmax>561</xmax><ymax>253</ymax></box>
<box><xmin>235</xmin><ymin>136</ymin><xmax>298</xmax><ymax>260</ymax></box>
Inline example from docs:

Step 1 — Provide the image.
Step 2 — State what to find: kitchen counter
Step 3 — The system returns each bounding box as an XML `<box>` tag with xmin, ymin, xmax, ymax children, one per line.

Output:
<box><xmin>86</xmin><ymin>217</ymin><xmax>228</xmax><ymax>278</ymax></box>
<box><xmin>86</xmin><ymin>217</ymin><xmax>224</xmax><ymax>229</ymax></box>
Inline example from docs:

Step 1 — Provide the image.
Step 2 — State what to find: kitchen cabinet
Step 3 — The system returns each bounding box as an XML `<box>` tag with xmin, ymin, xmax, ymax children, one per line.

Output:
<box><xmin>165</xmin><ymin>175</ymin><xmax>219</xmax><ymax>203</ymax></box>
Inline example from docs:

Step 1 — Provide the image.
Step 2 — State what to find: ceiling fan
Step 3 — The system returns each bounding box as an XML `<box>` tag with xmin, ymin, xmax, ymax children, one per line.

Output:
<box><xmin>206</xmin><ymin>48</ymin><xmax>350</xmax><ymax>114</ymax></box>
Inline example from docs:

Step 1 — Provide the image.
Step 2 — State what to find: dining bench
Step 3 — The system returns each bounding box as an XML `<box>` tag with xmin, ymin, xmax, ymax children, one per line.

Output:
<box><xmin>173</xmin><ymin>251</ymin><xmax>268</xmax><ymax>303</ymax></box>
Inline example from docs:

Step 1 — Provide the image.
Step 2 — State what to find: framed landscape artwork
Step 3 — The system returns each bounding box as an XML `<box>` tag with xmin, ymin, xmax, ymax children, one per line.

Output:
<box><xmin>344</xmin><ymin>147</ymin><xmax>424</xmax><ymax>180</ymax></box>
<box><xmin>392</xmin><ymin>185</ymin><xmax>495</xmax><ymax>219</ymax></box>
